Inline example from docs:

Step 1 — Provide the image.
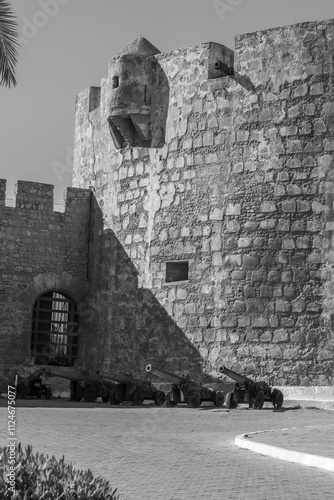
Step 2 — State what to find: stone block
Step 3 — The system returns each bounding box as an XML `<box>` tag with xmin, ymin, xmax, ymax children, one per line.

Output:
<box><xmin>209</xmin><ymin>208</ymin><xmax>223</xmax><ymax>220</ymax></box>
<box><xmin>212</xmin><ymin>252</ymin><xmax>223</xmax><ymax>266</ymax></box>
<box><xmin>228</xmin><ymin>332</ymin><xmax>240</xmax><ymax>344</ymax></box>
<box><xmin>276</xmin><ymin>219</ymin><xmax>290</xmax><ymax>232</ymax></box>
<box><xmin>280</xmin><ymin>125</ymin><xmax>298</xmax><ymax>136</ymax></box>
<box><xmin>251</xmin><ymin>269</ymin><xmax>267</xmax><ymax>283</ymax></box>
<box><xmin>238</xmin><ymin>237</ymin><xmax>252</xmax><ymax>248</ymax></box>
<box><xmin>286</xmin><ymin>184</ymin><xmax>302</xmax><ymax>196</ymax></box>
<box><xmin>242</xmin><ymin>253</ymin><xmax>260</xmax><ymax>269</ymax></box>
<box><xmin>229</xmin><ymin>254</ymin><xmax>242</xmax><ymax>267</ymax></box>
<box><xmin>243</xmin><ymin>285</ymin><xmax>256</xmax><ymax>298</ymax></box>
<box><xmin>238</xmin><ymin>316</ymin><xmax>250</xmax><ymax>327</ymax></box>
<box><xmin>296</xmin><ymin>200</ymin><xmax>311</xmax><ymax>212</ymax></box>
<box><xmin>283</xmin><ymin>285</ymin><xmax>295</xmax><ymax>299</ymax></box>
<box><xmin>260</xmin><ymin>331</ymin><xmax>272</xmax><ymax>342</ymax></box>
<box><xmin>232</xmin><ymin>300</ymin><xmax>246</xmax><ymax>313</ymax></box>
<box><xmin>226</xmin><ymin>219</ymin><xmax>240</xmax><ymax>233</ymax></box>
<box><xmin>287</xmin><ymin>140</ymin><xmax>302</xmax><ymax>153</ymax></box>
<box><xmin>260</xmin><ymin>219</ymin><xmax>276</xmax><ymax>230</ymax></box>
<box><xmin>260</xmin><ymin>285</ymin><xmax>273</xmax><ymax>298</ymax></box>
<box><xmin>244</xmin><ymin>221</ymin><xmax>259</xmax><ymax>231</ymax></box>
<box><xmin>314</xmin><ymin>120</ymin><xmax>326</xmax><ymax>134</ymax></box>
<box><xmin>292</xmin><ymin>84</ymin><xmax>308</xmax><ymax>97</ymax></box>
<box><xmin>274</xmin><ymin>185</ymin><xmax>285</xmax><ymax>197</ymax></box>
<box><xmin>293</xmin><ymin>268</ymin><xmax>309</xmax><ymax>282</ymax></box>
<box><xmin>268</xmin><ymin>345</ymin><xmax>283</xmax><ymax>359</ymax></box>
<box><xmin>216</xmin><ymin>329</ymin><xmax>227</xmax><ymax>342</ymax></box>
<box><xmin>268</xmin><ymin>271</ymin><xmax>280</xmax><ymax>284</ymax></box>
<box><xmin>211</xmin><ymin>234</ymin><xmax>222</xmax><ymax>251</ymax></box>
<box><xmin>231</xmin><ymin>270</ymin><xmax>246</xmax><ymax>281</ymax></box>
<box><xmin>246</xmin><ymin>299</ymin><xmax>264</xmax><ymax>313</ymax></box>
<box><xmin>296</xmin><ymin>236</ymin><xmax>310</xmax><ymax>248</ymax></box>
<box><xmin>269</xmin><ymin>315</ymin><xmax>279</xmax><ymax>327</ymax></box>
<box><xmin>222</xmin><ymin>316</ymin><xmax>238</xmax><ymax>328</ymax></box>
<box><xmin>281</xmin><ymin>270</ymin><xmax>293</xmax><ymax>283</ymax></box>
<box><xmin>311</xmin><ymin>83</ymin><xmax>324</xmax><ymax>95</ymax></box>
<box><xmin>281</xmin><ymin>200</ymin><xmax>296</xmax><ymax>212</ymax></box>
<box><xmin>253</xmin><ymin>237</ymin><xmax>264</xmax><ymax>247</ymax></box>
<box><xmin>276</xmin><ymin>299</ymin><xmax>291</xmax><ymax>313</ymax></box>
<box><xmin>225</xmin><ymin>203</ymin><xmax>241</xmax><ymax>216</ymax></box>
<box><xmin>261</xmin><ymin>201</ymin><xmax>276</xmax><ymax>213</ymax></box>
<box><xmin>251</xmin><ymin>317</ymin><xmax>269</xmax><ymax>328</ymax></box>
<box><xmin>282</xmin><ymin>237</ymin><xmax>295</xmax><ymax>250</ymax></box>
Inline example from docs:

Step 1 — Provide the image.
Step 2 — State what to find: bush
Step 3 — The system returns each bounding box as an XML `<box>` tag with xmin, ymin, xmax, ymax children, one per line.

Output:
<box><xmin>0</xmin><ymin>443</ymin><xmax>120</xmax><ymax>499</ymax></box>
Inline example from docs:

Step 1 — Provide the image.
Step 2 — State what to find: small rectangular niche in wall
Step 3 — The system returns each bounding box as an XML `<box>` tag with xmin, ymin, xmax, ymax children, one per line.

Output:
<box><xmin>89</xmin><ymin>86</ymin><xmax>101</xmax><ymax>112</ymax></box>
<box><xmin>112</xmin><ymin>76</ymin><xmax>119</xmax><ymax>89</ymax></box>
<box><xmin>166</xmin><ymin>261</ymin><xmax>189</xmax><ymax>283</ymax></box>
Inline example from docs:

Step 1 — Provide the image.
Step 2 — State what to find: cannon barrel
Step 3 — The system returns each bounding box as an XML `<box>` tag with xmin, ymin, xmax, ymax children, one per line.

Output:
<box><xmin>37</xmin><ymin>366</ymin><xmax>132</xmax><ymax>385</ymax></box>
<box><xmin>18</xmin><ymin>367</ymin><xmax>45</xmax><ymax>386</ymax></box>
<box><xmin>146</xmin><ymin>364</ymin><xmax>186</xmax><ymax>385</ymax></box>
<box><xmin>98</xmin><ymin>370</ymin><xmax>138</xmax><ymax>385</ymax></box>
<box><xmin>218</xmin><ymin>366</ymin><xmax>253</xmax><ymax>385</ymax></box>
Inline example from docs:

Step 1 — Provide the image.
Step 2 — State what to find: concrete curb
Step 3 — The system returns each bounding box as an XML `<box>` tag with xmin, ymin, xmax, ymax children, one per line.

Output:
<box><xmin>235</xmin><ymin>429</ymin><xmax>334</xmax><ymax>472</ymax></box>
<box><xmin>284</xmin><ymin>399</ymin><xmax>334</xmax><ymax>411</ymax></box>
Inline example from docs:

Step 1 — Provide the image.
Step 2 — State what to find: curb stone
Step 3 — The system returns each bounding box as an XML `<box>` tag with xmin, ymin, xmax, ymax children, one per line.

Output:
<box><xmin>235</xmin><ymin>428</ymin><xmax>334</xmax><ymax>473</ymax></box>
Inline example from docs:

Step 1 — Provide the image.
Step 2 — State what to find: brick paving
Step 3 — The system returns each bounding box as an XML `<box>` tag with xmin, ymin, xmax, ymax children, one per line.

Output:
<box><xmin>247</xmin><ymin>420</ymin><xmax>334</xmax><ymax>459</ymax></box>
<box><xmin>1</xmin><ymin>402</ymin><xmax>334</xmax><ymax>500</ymax></box>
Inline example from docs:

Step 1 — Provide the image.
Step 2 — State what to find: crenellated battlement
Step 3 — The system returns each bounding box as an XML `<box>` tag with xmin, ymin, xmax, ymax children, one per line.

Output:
<box><xmin>0</xmin><ymin>179</ymin><xmax>92</xmax><ymax>215</ymax></box>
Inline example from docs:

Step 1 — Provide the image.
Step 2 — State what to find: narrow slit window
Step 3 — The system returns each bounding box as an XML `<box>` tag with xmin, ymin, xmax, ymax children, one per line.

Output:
<box><xmin>166</xmin><ymin>261</ymin><xmax>189</xmax><ymax>283</ymax></box>
<box><xmin>112</xmin><ymin>76</ymin><xmax>119</xmax><ymax>89</ymax></box>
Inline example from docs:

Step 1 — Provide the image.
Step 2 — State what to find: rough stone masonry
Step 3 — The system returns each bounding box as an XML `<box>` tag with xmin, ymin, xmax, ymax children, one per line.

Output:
<box><xmin>1</xmin><ymin>18</ymin><xmax>334</xmax><ymax>392</ymax></box>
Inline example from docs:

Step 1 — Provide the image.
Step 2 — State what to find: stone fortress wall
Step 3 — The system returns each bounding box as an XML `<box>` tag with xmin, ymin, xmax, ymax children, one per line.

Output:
<box><xmin>1</xmin><ymin>18</ymin><xmax>334</xmax><ymax>390</ymax></box>
<box><xmin>0</xmin><ymin>180</ymin><xmax>91</xmax><ymax>386</ymax></box>
<box><xmin>73</xmin><ymin>19</ymin><xmax>334</xmax><ymax>387</ymax></box>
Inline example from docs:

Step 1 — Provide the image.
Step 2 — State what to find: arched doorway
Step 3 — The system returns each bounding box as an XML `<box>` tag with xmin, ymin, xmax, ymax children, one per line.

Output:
<box><xmin>31</xmin><ymin>291</ymin><xmax>79</xmax><ymax>366</ymax></box>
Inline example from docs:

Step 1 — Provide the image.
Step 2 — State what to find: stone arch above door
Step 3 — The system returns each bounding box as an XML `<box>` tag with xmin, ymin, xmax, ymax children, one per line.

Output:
<box><xmin>18</xmin><ymin>271</ymin><xmax>87</xmax><ymax>309</ymax></box>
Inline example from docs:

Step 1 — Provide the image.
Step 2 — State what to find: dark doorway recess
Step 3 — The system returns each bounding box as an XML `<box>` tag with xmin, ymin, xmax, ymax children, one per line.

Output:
<box><xmin>31</xmin><ymin>291</ymin><xmax>79</xmax><ymax>366</ymax></box>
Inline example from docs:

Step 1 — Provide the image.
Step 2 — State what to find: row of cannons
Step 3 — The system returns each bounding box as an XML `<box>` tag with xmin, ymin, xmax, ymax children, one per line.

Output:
<box><xmin>16</xmin><ymin>364</ymin><xmax>284</xmax><ymax>410</ymax></box>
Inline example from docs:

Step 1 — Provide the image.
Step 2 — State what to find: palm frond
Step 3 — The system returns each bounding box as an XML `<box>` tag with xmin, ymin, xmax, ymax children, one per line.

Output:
<box><xmin>0</xmin><ymin>0</ymin><xmax>20</xmax><ymax>88</ymax></box>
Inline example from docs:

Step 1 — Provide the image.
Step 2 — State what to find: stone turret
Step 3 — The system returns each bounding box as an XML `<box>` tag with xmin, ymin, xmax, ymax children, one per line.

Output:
<box><xmin>108</xmin><ymin>36</ymin><xmax>161</xmax><ymax>148</ymax></box>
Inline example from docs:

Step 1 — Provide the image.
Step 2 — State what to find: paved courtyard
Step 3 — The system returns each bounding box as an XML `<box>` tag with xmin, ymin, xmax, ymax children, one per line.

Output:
<box><xmin>1</xmin><ymin>402</ymin><xmax>334</xmax><ymax>500</ymax></box>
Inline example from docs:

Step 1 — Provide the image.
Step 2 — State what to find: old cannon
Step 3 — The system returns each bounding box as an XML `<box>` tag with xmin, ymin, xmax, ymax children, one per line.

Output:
<box><xmin>218</xmin><ymin>365</ymin><xmax>283</xmax><ymax>410</ymax></box>
<box><xmin>16</xmin><ymin>369</ymin><xmax>52</xmax><ymax>400</ymax></box>
<box><xmin>146</xmin><ymin>364</ymin><xmax>224</xmax><ymax>408</ymax></box>
<box><xmin>16</xmin><ymin>366</ymin><xmax>111</xmax><ymax>402</ymax></box>
<box><xmin>16</xmin><ymin>366</ymin><xmax>165</xmax><ymax>406</ymax></box>
<box><xmin>99</xmin><ymin>370</ymin><xmax>166</xmax><ymax>407</ymax></box>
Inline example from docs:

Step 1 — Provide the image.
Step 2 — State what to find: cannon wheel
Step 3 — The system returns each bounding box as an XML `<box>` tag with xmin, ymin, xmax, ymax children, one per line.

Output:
<box><xmin>212</xmin><ymin>390</ymin><xmax>224</xmax><ymax>408</ymax></box>
<box><xmin>154</xmin><ymin>390</ymin><xmax>166</xmax><ymax>406</ymax></box>
<box><xmin>166</xmin><ymin>392</ymin><xmax>177</xmax><ymax>407</ymax></box>
<box><xmin>84</xmin><ymin>389</ymin><xmax>97</xmax><ymax>403</ymax></box>
<box><xmin>16</xmin><ymin>385</ymin><xmax>26</xmax><ymax>400</ymax></box>
<box><xmin>109</xmin><ymin>391</ymin><xmax>120</xmax><ymax>405</ymax></box>
<box><xmin>254</xmin><ymin>391</ymin><xmax>264</xmax><ymax>409</ymax></box>
<box><xmin>45</xmin><ymin>387</ymin><xmax>52</xmax><ymax>400</ymax></box>
<box><xmin>186</xmin><ymin>393</ymin><xmax>201</xmax><ymax>408</ymax></box>
<box><xmin>131</xmin><ymin>389</ymin><xmax>144</xmax><ymax>406</ymax></box>
<box><xmin>225</xmin><ymin>391</ymin><xmax>237</xmax><ymax>409</ymax></box>
<box><xmin>274</xmin><ymin>390</ymin><xmax>284</xmax><ymax>410</ymax></box>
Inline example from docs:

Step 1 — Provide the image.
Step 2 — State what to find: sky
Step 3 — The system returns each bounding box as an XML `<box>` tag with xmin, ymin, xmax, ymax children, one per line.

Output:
<box><xmin>1</xmin><ymin>0</ymin><xmax>334</xmax><ymax>205</ymax></box>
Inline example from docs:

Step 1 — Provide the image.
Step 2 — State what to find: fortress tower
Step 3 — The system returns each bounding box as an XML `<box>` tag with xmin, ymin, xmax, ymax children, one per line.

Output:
<box><xmin>73</xmin><ymin>21</ymin><xmax>334</xmax><ymax>388</ymax></box>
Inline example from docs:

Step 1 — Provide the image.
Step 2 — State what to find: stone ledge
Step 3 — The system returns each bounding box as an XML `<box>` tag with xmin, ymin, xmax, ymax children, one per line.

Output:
<box><xmin>276</xmin><ymin>386</ymin><xmax>334</xmax><ymax>401</ymax></box>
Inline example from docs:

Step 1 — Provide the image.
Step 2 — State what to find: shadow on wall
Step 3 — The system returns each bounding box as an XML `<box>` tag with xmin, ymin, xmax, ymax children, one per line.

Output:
<box><xmin>77</xmin><ymin>196</ymin><xmax>203</xmax><ymax>380</ymax></box>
